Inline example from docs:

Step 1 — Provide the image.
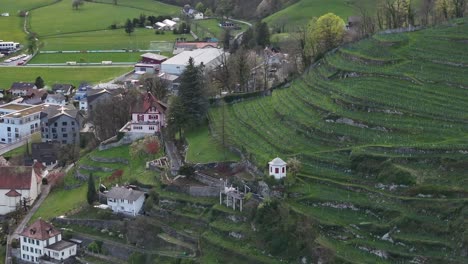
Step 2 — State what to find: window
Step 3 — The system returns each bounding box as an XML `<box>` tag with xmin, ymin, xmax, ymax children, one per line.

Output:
<box><xmin>23</xmin><ymin>237</ymin><xmax>26</xmax><ymax>242</ymax></box>
<box><xmin>71</xmin><ymin>121</ymin><xmax>75</xmax><ymax>125</ymax></box>
<box><xmin>7</xmin><ymin>127</ymin><xmax>10</xmax><ymax>132</ymax></box>
<box><xmin>15</xmin><ymin>128</ymin><xmax>18</xmax><ymax>132</ymax></box>
<box><xmin>62</xmin><ymin>122</ymin><xmax>67</xmax><ymax>126</ymax></box>
<box><xmin>36</xmin><ymin>240</ymin><xmax>39</xmax><ymax>245</ymax></box>
<box><xmin>282</xmin><ymin>167</ymin><xmax>285</xmax><ymax>173</ymax></box>
<box><xmin>54</xmin><ymin>122</ymin><xmax>58</xmax><ymax>127</ymax></box>
<box><xmin>62</xmin><ymin>140</ymin><xmax>67</xmax><ymax>144</ymax></box>
<box><xmin>275</xmin><ymin>168</ymin><xmax>279</xmax><ymax>173</ymax></box>
<box><xmin>63</xmin><ymin>133</ymin><xmax>67</xmax><ymax>138</ymax></box>
<box><xmin>30</xmin><ymin>124</ymin><xmax>34</xmax><ymax>129</ymax></box>
<box><xmin>61</xmin><ymin>128</ymin><xmax>66</xmax><ymax>132</ymax></box>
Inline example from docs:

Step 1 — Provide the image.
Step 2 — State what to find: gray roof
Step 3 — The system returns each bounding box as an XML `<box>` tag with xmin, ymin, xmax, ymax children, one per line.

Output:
<box><xmin>141</xmin><ymin>53</ymin><xmax>168</xmax><ymax>61</ymax></box>
<box><xmin>269</xmin><ymin>157</ymin><xmax>286</xmax><ymax>166</ymax></box>
<box><xmin>45</xmin><ymin>240</ymin><xmax>76</xmax><ymax>251</ymax></box>
<box><xmin>106</xmin><ymin>187</ymin><xmax>145</xmax><ymax>202</ymax></box>
<box><xmin>162</xmin><ymin>48</ymin><xmax>224</xmax><ymax>68</ymax></box>
<box><xmin>41</xmin><ymin>104</ymin><xmax>79</xmax><ymax>124</ymax></box>
<box><xmin>47</xmin><ymin>94</ymin><xmax>66</xmax><ymax>101</ymax></box>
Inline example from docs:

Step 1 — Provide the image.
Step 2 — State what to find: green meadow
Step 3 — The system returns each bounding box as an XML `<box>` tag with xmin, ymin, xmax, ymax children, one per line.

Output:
<box><xmin>0</xmin><ymin>67</ymin><xmax>131</xmax><ymax>88</ymax></box>
<box><xmin>39</xmin><ymin>29</ymin><xmax>184</xmax><ymax>51</ymax></box>
<box><xmin>29</xmin><ymin>0</ymin><xmax>178</xmax><ymax>36</ymax></box>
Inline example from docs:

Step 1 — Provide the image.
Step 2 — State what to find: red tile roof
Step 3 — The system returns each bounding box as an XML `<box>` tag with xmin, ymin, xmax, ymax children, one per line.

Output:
<box><xmin>133</xmin><ymin>91</ymin><xmax>167</xmax><ymax>114</ymax></box>
<box><xmin>0</xmin><ymin>167</ymin><xmax>32</xmax><ymax>189</ymax></box>
<box><xmin>5</xmin><ymin>189</ymin><xmax>21</xmax><ymax>197</ymax></box>
<box><xmin>20</xmin><ymin>219</ymin><xmax>61</xmax><ymax>240</ymax></box>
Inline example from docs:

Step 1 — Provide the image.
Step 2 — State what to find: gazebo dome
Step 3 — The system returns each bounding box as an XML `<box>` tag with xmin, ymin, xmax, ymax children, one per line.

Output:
<box><xmin>269</xmin><ymin>157</ymin><xmax>287</xmax><ymax>166</ymax></box>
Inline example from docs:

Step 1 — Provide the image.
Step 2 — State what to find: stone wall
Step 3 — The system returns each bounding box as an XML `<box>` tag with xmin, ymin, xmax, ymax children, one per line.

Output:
<box><xmin>99</xmin><ymin>132</ymin><xmax>147</xmax><ymax>151</ymax></box>
<box><xmin>90</xmin><ymin>156</ymin><xmax>129</xmax><ymax>164</ymax></box>
<box><xmin>188</xmin><ymin>186</ymin><xmax>220</xmax><ymax>197</ymax></box>
<box><xmin>53</xmin><ymin>218</ymin><xmax>126</xmax><ymax>232</ymax></box>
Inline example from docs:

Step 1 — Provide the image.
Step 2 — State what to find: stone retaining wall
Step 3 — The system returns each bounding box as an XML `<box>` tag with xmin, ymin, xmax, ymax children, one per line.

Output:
<box><xmin>90</xmin><ymin>156</ymin><xmax>129</xmax><ymax>164</ymax></box>
<box><xmin>79</xmin><ymin>165</ymin><xmax>114</xmax><ymax>172</ymax></box>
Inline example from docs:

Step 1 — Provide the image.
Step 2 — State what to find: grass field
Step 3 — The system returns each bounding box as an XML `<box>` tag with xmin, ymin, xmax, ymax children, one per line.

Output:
<box><xmin>0</xmin><ymin>67</ymin><xmax>131</xmax><ymax>88</ymax></box>
<box><xmin>185</xmin><ymin>125</ymin><xmax>240</xmax><ymax>163</ymax></box>
<box><xmin>191</xmin><ymin>19</ymin><xmax>249</xmax><ymax>40</ymax></box>
<box><xmin>29</xmin><ymin>0</ymin><xmax>178</xmax><ymax>36</ymax></box>
<box><xmin>209</xmin><ymin>20</ymin><xmax>468</xmax><ymax>262</ymax></box>
<box><xmin>29</xmin><ymin>52</ymin><xmax>144</xmax><ymax>64</ymax></box>
<box><xmin>38</xmin><ymin>28</ymin><xmax>184</xmax><ymax>51</ymax></box>
<box><xmin>0</xmin><ymin>0</ymin><xmax>56</xmax><ymax>43</ymax></box>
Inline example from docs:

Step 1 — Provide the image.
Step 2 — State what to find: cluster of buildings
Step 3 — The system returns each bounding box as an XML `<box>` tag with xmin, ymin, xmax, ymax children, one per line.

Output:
<box><xmin>0</xmin><ymin>40</ymin><xmax>20</xmax><ymax>55</ymax></box>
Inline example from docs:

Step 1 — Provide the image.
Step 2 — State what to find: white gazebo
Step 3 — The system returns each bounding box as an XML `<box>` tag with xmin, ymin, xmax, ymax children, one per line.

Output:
<box><xmin>269</xmin><ymin>157</ymin><xmax>287</xmax><ymax>179</ymax></box>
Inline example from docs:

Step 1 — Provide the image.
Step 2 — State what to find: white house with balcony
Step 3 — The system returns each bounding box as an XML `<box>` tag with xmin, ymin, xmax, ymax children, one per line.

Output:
<box><xmin>120</xmin><ymin>91</ymin><xmax>167</xmax><ymax>134</ymax></box>
<box><xmin>106</xmin><ymin>186</ymin><xmax>146</xmax><ymax>216</ymax></box>
<box><xmin>268</xmin><ymin>157</ymin><xmax>287</xmax><ymax>179</ymax></box>
<box><xmin>20</xmin><ymin>219</ymin><xmax>77</xmax><ymax>263</ymax></box>
<box><xmin>0</xmin><ymin>103</ymin><xmax>43</xmax><ymax>143</ymax></box>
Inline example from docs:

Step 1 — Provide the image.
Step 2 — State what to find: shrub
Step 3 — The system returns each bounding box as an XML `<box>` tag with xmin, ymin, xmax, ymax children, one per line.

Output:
<box><xmin>178</xmin><ymin>165</ymin><xmax>195</xmax><ymax>177</ymax></box>
<box><xmin>11</xmin><ymin>238</ymin><xmax>19</xmax><ymax>248</ymax></box>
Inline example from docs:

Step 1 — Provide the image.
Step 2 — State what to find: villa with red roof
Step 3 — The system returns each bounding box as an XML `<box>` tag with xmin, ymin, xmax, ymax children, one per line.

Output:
<box><xmin>120</xmin><ymin>91</ymin><xmax>167</xmax><ymax>134</ymax></box>
<box><xmin>0</xmin><ymin>162</ymin><xmax>46</xmax><ymax>215</ymax></box>
<box><xmin>20</xmin><ymin>219</ymin><xmax>77</xmax><ymax>263</ymax></box>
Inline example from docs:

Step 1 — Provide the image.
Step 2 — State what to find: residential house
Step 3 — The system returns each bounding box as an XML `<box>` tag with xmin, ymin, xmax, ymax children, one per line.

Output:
<box><xmin>134</xmin><ymin>53</ymin><xmax>168</xmax><ymax>74</ymax></box>
<box><xmin>161</xmin><ymin>48</ymin><xmax>225</xmax><ymax>75</ymax></box>
<box><xmin>79</xmin><ymin>89</ymin><xmax>113</xmax><ymax>111</ymax></box>
<box><xmin>73</xmin><ymin>83</ymin><xmax>92</xmax><ymax>101</ymax></box>
<box><xmin>0</xmin><ymin>162</ymin><xmax>45</xmax><ymax>215</ymax></box>
<box><xmin>22</xmin><ymin>89</ymin><xmax>48</xmax><ymax>105</ymax></box>
<box><xmin>182</xmin><ymin>7</ymin><xmax>204</xmax><ymax>20</ymax></box>
<box><xmin>120</xmin><ymin>91</ymin><xmax>167</xmax><ymax>134</ymax></box>
<box><xmin>9</xmin><ymin>82</ymin><xmax>36</xmax><ymax>96</ymax></box>
<box><xmin>106</xmin><ymin>186</ymin><xmax>146</xmax><ymax>216</ymax></box>
<box><xmin>45</xmin><ymin>94</ymin><xmax>66</xmax><ymax>106</ymax></box>
<box><xmin>0</xmin><ymin>103</ymin><xmax>42</xmax><ymax>143</ymax></box>
<box><xmin>20</xmin><ymin>219</ymin><xmax>77</xmax><ymax>263</ymax></box>
<box><xmin>41</xmin><ymin>104</ymin><xmax>80</xmax><ymax>145</ymax></box>
<box><xmin>173</xmin><ymin>41</ymin><xmax>218</xmax><ymax>54</ymax></box>
<box><xmin>51</xmin><ymin>84</ymin><xmax>74</xmax><ymax>96</ymax></box>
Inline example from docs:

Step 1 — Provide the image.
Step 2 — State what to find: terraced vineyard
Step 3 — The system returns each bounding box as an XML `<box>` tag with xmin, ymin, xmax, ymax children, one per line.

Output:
<box><xmin>209</xmin><ymin>21</ymin><xmax>468</xmax><ymax>263</ymax></box>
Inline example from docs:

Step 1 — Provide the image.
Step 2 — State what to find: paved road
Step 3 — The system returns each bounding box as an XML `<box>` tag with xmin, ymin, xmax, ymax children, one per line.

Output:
<box><xmin>165</xmin><ymin>140</ymin><xmax>182</xmax><ymax>176</ymax></box>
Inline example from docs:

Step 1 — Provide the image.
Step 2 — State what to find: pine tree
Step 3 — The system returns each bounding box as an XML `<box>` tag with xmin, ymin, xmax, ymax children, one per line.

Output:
<box><xmin>87</xmin><ymin>173</ymin><xmax>97</xmax><ymax>205</ymax></box>
<box><xmin>124</xmin><ymin>19</ymin><xmax>134</xmax><ymax>35</ymax></box>
<box><xmin>255</xmin><ymin>22</ymin><xmax>271</xmax><ymax>48</ymax></box>
<box><xmin>178</xmin><ymin>57</ymin><xmax>208</xmax><ymax>128</ymax></box>
<box><xmin>34</xmin><ymin>76</ymin><xmax>44</xmax><ymax>88</ymax></box>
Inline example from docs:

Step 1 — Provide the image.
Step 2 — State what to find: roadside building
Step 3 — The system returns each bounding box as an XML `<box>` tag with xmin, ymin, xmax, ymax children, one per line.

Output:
<box><xmin>134</xmin><ymin>53</ymin><xmax>168</xmax><ymax>74</ymax></box>
<box><xmin>20</xmin><ymin>219</ymin><xmax>77</xmax><ymax>263</ymax></box>
<box><xmin>161</xmin><ymin>48</ymin><xmax>225</xmax><ymax>75</ymax></box>
<box><xmin>41</xmin><ymin>104</ymin><xmax>80</xmax><ymax>145</ymax></box>
<box><xmin>0</xmin><ymin>162</ymin><xmax>45</xmax><ymax>215</ymax></box>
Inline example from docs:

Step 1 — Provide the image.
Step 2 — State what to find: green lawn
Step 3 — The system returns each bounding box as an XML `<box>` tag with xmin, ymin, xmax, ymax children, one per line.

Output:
<box><xmin>0</xmin><ymin>67</ymin><xmax>131</xmax><ymax>88</ymax></box>
<box><xmin>191</xmin><ymin>19</ymin><xmax>248</xmax><ymax>40</ymax></box>
<box><xmin>29</xmin><ymin>52</ymin><xmax>144</xmax><ymax>64</ymax></box>
<box><xmin>31</xmin><ymin>185</ymin><xmax>87</xmax><ymax>222</ymax></box>
<box><xmin>40</xmin><ymin>28</ymin><xmax>185</xmax><ymax>51</ymax></box>
<box><xmin>29</xmin><ymin>0</ymin><xmax>178</xmax><ymax>36</ymax></box>
<box><xmin>185</xmin><ymin>125</ymin><xmax>240</xmax><ymax>163</ymax></box>
<box><xmin>0</xmin><ymin>0</ymin><xmax>56</xmax><ymax>43</ymax></box>
<box><xmin>2</xmin><ymin>133</ymin><xmax>41</xmax><ymax>159</ymax></box>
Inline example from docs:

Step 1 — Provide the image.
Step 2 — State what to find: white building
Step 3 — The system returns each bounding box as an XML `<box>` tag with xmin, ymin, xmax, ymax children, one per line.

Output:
<box><xmin>0</xmin><ymin>103</ymin><xmax>42</xmax><ymax>143</ymax></box>
<box><xmin>268</xmin><ymin>157</ymin><xmax>287</xmax><ymax>179</ymax></box>
<box><xmin>106</xmin><ymin>186</ymin><xmax>146</xmax><ymax>216</ymax></box>
<box><xmin>45</xmin><ymin>94</ymin><xmax>66</xmax><ymax>106</ymax></box>
<box><xmin>20</xmin><ymin>219</ymin><xmax>77</xmax><ymax>263</ymax></box>
<box><xmin>0</xmin><ymin>162</ymin><xmax>45</xmax><ymax>215</ymax></box>
<box><xmin>120</xmin><ymin>91</ymin><xmax>167</xmax><ymax>134</ymax></box>
<box><xmin>161</xmin><ymin>48</ymin><xmax>225</xmax><ymax>75</ymax></box>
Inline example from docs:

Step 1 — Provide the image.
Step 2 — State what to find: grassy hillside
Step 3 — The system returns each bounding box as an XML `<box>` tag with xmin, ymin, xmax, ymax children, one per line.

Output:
<box><xmin>209</xmin><ymin>20</ymin><xmax>468</xmax><ymax>263</ymax></box>
<box><xmin>264</xmin><ymin>0</ymin><xmax>374</xmax><ymax>31</ymax></box>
